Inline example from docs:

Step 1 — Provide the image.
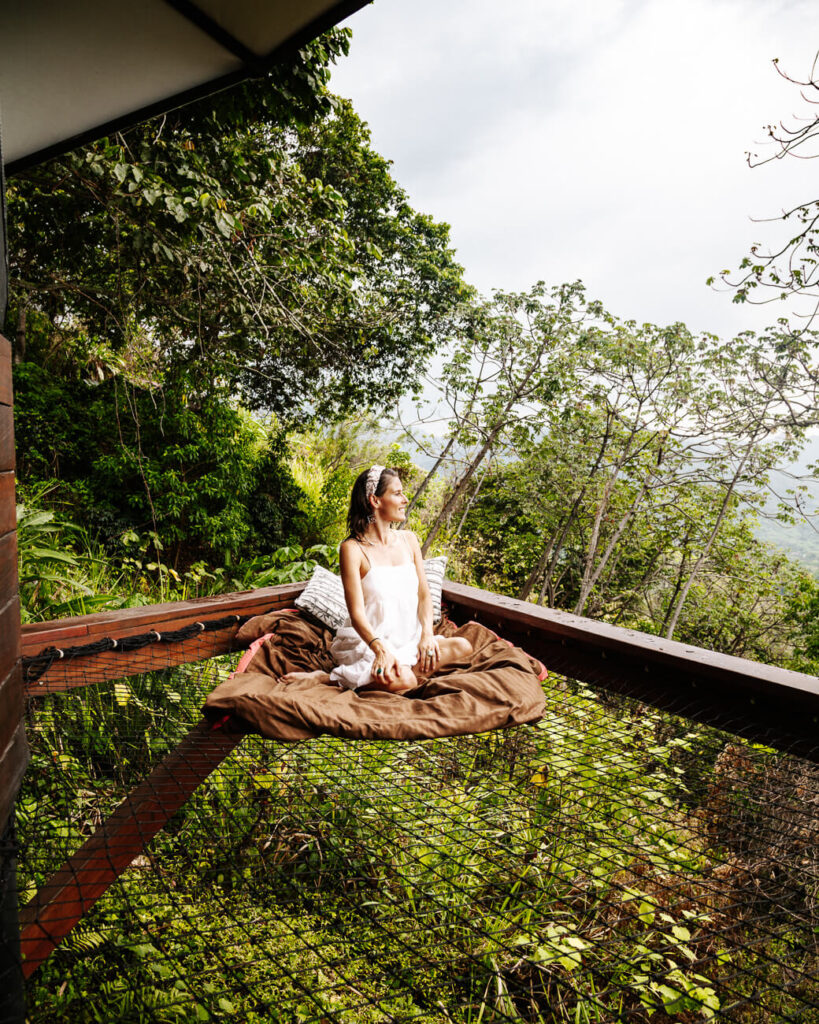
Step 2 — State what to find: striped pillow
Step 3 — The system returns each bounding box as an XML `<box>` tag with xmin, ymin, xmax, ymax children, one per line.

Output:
<box><xmin>295</xmin><ymin>566</ymin><xmax>347</xmax><ymax>632</ymax></box>
<box><xmin>295</xmin><ymin>558</ymin><xmax>448</xmax><ymax>633</ymax></box>
<box><xmin>424</xmin><ymin>556</ymin><xmax>448</xmax><ymax>624</ymax></box>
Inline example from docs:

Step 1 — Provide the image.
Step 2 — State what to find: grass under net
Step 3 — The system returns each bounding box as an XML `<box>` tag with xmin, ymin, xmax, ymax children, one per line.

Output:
<box><xmin>15</xmin><ymin>635</ymin><xmax>819</xmax><ymax>1024</ymax></box>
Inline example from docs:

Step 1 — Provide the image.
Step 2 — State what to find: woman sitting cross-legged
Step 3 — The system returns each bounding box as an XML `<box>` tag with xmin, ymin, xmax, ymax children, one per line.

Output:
<box><xmin>281</xmin><ymin>465</ymin><xmax>472</xmax><ymax>694</ymax></box>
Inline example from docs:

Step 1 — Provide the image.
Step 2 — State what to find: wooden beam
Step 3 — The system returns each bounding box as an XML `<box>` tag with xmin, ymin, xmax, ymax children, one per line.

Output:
<box><xmin>0</xmin><ymin>661</ymin><xmax>23</xmax><ymax>762</ymax></box>
<box><xmin>0</xmin><ymin>596</ymin><xmax>21</xmax><ymax>694</ymax></box>
<box><xmin>19</xmin><ymin>721</ymin><xmax>242</xmax><ymax>977</ymax></box>
<box><xmin>443</xmin><ymin>581</ymin><xmax>819</xmax><ymax>760</ymax></box>
<box><xmin>0</xmin><ymin>405</ymin><xmax>13</xmax><ymax>474</ymax></box>
<box><xmin>0</xmin><ymin>472</ymin><xmax>14</xmax><ymax>535</ymax></box>
<box><xmin>23</xmin><ymin>583</ymin><xmax>306</xmax><ymax>694</ymax></box>
<box><xmin>21</xmin><ymin>582</ymin><xmax>306</xmax><ymax>655</ymax></box>
<box><xmin>0</xmin><ymin>335</ymin><xmax>11</xmax><ymax>407</ymax></box>
<box><xmin>0</xmin><ymin>532</ymin><xmax>18</xmax><ymax>618</ymax></box>
<box><xmin>0</xmin><ymin>724</ymin><xmax>29</xmax><ymax>840</ymax></box>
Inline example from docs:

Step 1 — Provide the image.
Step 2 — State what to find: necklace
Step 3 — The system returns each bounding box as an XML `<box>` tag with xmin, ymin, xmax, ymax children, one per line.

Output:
<box><xmin>360</xmin><ymin>530</ymin><xmax>393</xmax><ymax>547</ymax></box>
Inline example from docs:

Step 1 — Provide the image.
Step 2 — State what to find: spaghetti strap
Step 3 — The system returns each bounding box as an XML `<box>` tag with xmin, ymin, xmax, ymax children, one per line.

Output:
<box><xmin>354</xmin><ymin>539</ymin><xmax>372</xmax><ymax>573</ymax></box>
<box><xmin>394</xmin><ymin>530</ymin><xmax>412</xmax><ymax>565</ymax></box>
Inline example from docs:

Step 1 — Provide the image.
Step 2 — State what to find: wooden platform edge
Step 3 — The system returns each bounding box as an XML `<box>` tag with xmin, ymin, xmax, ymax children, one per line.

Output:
<box><xmin>443</xmin><ymin>580</ymin><xmax>819</xmax><ymax>759</ymax></box>
<box><xmin>21</xmin><ymin>578</ymin><xmax>819</xmax><ymax>754</ymax></box>
<box><xmin>20</xmin><ymin>582</ymin><xmax>307</xmax><ymax>652</ymax></box>
<box><xmin>22</xmin><ymin>583</ymin><xmax>307</xmax><ymax>693</ymax></box>
<box><xmin>0</xmin><ymin>724</ymin><xmax>29</xmax><ymax>839</ymax></box>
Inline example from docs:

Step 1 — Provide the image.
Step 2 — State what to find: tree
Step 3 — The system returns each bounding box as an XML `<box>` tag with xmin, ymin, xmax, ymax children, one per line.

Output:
<box><xmin>12</xmin><ymin>360</ymin><xmax>296</xmax><ymax>568</ymax></box>
<box><xmin>403</xmin><ymin>282</ymin><xmax>601</xmax><ymax>554</ymax></box>
<box><xmin>5</xmin><ymin>29</ymin><xmax>465</xmax><ymax>422</ymax></box>
<box><xmin>714</xmin><ymin>51</ymin><xmax>819</xmax><ymax>328</ymax></box>
<box><xmin>421</xmin><ymin>284</ymin><xmax>819</xmax><ymax>654</ymax></box>
<box><xmin>7</xmin><ymin>30</ymin><xmax>468</xmax><ymax>564</ymax></box>
<box><xmin>294</xmin><ymin>99</ymin><xmax>470</xmax><ymax>414</ymax></box>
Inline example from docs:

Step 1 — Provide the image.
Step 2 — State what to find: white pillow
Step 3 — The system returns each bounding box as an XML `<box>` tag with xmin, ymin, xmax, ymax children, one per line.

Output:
<box><xmin>424</xmin><ymin>555</ymin><xmax>447</xmax><ymax>625</ymax></box>
<box><xmin>295</xmin><ymin>557</ymin><xmax>448</xmax><ymax>633</ymax></box>
<box><xmin>295</xmin><ymin>565</ymin><xmax>347</xmax><ymax>632</ymax></box>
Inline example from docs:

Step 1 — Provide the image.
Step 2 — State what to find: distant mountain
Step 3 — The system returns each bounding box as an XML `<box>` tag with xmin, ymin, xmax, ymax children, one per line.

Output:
<box><xmin>759</xmin><ymin>433</ymin><xmax>819</xmax><ymax>577</ymax></box>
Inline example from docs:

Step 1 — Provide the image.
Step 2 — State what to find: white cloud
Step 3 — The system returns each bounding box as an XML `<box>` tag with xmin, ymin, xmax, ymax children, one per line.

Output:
<box><xmin>334</xmin><ymin>0</ymin><xmax>819</xmax><ymax>335</ymax></box>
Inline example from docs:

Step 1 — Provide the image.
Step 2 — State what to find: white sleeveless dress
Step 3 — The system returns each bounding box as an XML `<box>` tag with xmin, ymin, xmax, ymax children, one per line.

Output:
<box><xmin>329</xmin><ymin>550</ymin><xmax>423</xmax><ymax>690</ymax></box>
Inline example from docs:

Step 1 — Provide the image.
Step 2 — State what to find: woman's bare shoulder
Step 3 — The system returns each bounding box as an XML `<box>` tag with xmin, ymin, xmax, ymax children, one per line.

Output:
<box><xmin>402</xmin><ymin>530</ymin><xmax>422</xmax><ymax>553</ymax></box>
<box><xmin>339</xmin><ymin>538</ymin><xmax>364</xmax><ymax>577</ymax></box>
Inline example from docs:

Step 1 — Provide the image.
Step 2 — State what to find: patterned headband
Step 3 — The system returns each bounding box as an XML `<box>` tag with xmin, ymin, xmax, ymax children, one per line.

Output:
<box><xmin>365</xmin><ymin>465</ymin><xmax>385</xmax><ymax>500</ymax></box>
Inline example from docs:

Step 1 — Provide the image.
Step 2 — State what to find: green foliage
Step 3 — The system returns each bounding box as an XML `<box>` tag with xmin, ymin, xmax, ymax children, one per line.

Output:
<box><xmin>457</xmin><ymin>460</ymin><xmax>818</xmax><ymax>669</ymax></box>
<box><xmin>16</xmin><ymin>488</ymin><xmax>130</xmax><ymax>621</ymax></box>
<box><xmin>783</xmin><ymin>571</ymin><xmax>819</xmax><ymax>673</ymax></box>
<box><xmin>410</xmin><ymin>284</ymin><xmax>819</xmax><ymax>667</ymax></box>
<box><xmin>12</xmin><ymin>362</ymin><xmax>314</xmax><ymax>567</ymax></box>
<box><xmin>289</xmin><ymin>420</ymin><xmax>420</xmax><ymax>545</ymax></box>
<box><xmin>16</xmin><ymin>486</ymin><xmax>339</xmax><ymax>621</ymax></box>
<box><xmin>8</xmin><ymin>33</ymin><xmax>464</xmax><ymax>573</ymax></box>
<box><xmin>6</xmin><ymin>31</ymin><xmax>464</xmax><ymax>423</ymax></box>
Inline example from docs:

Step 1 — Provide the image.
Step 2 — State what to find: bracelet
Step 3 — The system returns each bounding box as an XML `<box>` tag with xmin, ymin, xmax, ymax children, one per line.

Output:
<box><xmin>368</xmin><ymin>636</ymin><xmax>382</xmax><ymax>649</ymax></box>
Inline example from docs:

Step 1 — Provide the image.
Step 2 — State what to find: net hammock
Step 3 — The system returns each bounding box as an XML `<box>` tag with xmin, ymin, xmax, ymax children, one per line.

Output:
<box><xmin>8</xmin><ymin>613</ymin><xmax>819</xmax><ymax>1023</ymax></box>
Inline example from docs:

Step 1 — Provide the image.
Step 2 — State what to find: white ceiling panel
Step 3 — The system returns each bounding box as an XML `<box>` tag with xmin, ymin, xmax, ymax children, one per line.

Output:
<box><xmin>0</xmin><ymin>0</ymin><xmax>363</xmax><ymax>171</ymax></box>
<box><xmin>196</xmin><ymin>0</ymin><xmax>343</xmax><ymax>56</ymax></box>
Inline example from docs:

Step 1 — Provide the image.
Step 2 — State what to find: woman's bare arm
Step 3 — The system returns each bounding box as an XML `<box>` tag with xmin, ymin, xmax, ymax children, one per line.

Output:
<box><xmin>407</xmin><ymin>532</ymin><xmax>436</xmax><ymax>675</ymax></box>
<box><xmin>406</xmin><ymin>531</ymin><xmax>433</xmax><ymax>633</ymax></box>
<box><xmin>339</xmin><ymin>540</ymin><xmax>376</xmax><ymax>643</ymax></box>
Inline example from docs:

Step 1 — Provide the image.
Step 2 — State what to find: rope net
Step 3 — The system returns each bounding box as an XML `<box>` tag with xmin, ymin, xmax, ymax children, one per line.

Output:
<box><xmin>11</xmin><ymin>617</ymin><xmax>819</xmax><ymax>1023</ymax></box>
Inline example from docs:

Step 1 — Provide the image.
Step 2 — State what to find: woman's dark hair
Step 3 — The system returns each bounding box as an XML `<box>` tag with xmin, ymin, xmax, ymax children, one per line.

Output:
<box><xmin>347</xmin><ymin>467</ymin><xmax>400</xmax><ymax>540</ymax></box>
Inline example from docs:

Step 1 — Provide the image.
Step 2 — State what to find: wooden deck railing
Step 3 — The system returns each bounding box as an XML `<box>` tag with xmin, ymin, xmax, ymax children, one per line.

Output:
<box><xmin>17</xmin><ymin>580</ymin><xmax>819</xmax><ymax>976</ymax></box>
<box><xmin>21</xmin><ymin>583</ymin><xmax>306</xmax><ymax>694</ymax></box>
<box><xmin>443</xmin><ymin>582</ymin><xmax>819</xmax><ymax>761</ymax></box>
<box><xmin>22</xmin><ymin>579</ymin><xmax>819</xmax><ymax>756</ymax></box>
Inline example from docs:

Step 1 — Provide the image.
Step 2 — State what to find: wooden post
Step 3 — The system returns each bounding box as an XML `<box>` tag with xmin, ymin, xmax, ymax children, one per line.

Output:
<box><xmin>0</xmin><ymin>324</ymin><xmax>27</xmax><ymax>1017</ymax></box>
<box><xmin>1</xmin><ymin>125</ymin><xmax>26</xmax><ymax>1020</ymax></box>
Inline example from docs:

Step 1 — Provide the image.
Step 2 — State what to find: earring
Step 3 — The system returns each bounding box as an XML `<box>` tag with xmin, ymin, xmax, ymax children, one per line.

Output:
<box><xmin>366</xmin><ymin>513</ymin><xmax>375</xmax><ymax>524</ymax></box>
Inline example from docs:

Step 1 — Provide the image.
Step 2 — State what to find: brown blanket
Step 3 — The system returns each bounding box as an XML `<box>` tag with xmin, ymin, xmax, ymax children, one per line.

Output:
<box><xmin>202</xmin><ymin>609</ymin><xmax>546</xmax><ymax>741</ymax></box>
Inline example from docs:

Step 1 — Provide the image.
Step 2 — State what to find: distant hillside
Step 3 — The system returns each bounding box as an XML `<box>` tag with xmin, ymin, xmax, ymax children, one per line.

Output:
<box><xmin>759</xmin><ymin>432</ymin><xmax>819</xmax><ymax>577</ymax></box>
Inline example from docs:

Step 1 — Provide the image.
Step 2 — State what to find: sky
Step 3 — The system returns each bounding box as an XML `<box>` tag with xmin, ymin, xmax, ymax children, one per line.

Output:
<box><xmin>331</xmin><ymin>0</ymin><xmax>819</xmax><ymax>339</ymax></box>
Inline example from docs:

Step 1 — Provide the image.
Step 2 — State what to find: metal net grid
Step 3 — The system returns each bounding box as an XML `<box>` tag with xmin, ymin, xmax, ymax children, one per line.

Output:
<box><xmin>14</xmin><ymin>630</ymin><xmax>819</xmax><ymax>1024</ymax></box>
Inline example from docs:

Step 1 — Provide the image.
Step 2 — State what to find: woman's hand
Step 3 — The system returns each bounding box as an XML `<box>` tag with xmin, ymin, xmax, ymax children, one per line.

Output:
<box><xmin>371</xmin><ymin>641</ymin><xmax>401</xmax><ymax>685</ymax></box>
<box><xmin>418</xmin><ymin>632</ymin><xmax>440</xmax><ymax>674</ymax></box>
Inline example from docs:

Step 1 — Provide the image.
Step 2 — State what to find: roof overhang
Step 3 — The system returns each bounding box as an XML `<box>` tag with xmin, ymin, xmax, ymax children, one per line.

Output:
<box><xmin>0</xmin><ymin>0</ymin><xmax>367</xmax><ymax>175</ymax></box>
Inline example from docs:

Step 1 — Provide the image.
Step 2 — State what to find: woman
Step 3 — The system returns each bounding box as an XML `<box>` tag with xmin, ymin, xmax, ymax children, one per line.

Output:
<box><xmin>283</xmin><ymin>465</ymin><xmax>472</xmax><ymax>693</ymax></box>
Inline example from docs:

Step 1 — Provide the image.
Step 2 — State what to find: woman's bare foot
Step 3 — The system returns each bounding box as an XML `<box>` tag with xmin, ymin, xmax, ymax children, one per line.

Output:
<box><xmin>279</xmin><ymin>670</ymin><xmax>331</xmax><ymax>686</ymax></box>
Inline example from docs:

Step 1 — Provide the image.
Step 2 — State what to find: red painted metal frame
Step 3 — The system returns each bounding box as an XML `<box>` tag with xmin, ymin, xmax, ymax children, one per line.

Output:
<box><xmin>19</xmin><ymin>722</ymin><xmax>242</xmax><ymax>978</ymax></box>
